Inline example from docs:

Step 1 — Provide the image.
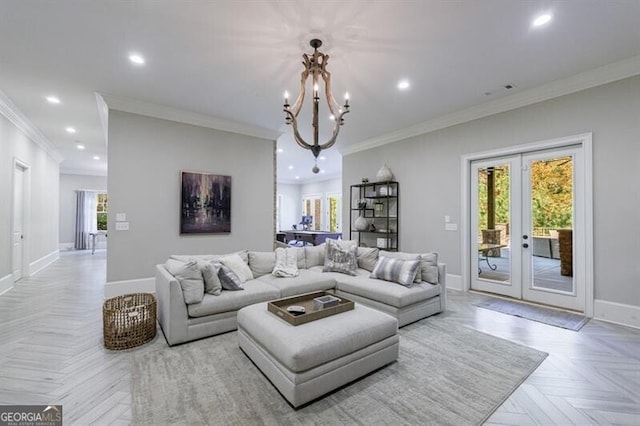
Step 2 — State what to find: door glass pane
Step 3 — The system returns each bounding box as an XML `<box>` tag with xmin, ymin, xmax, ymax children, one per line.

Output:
<box><xmin>477</xmin><ymin>165</ymin><xmax>511</xmax><ymax>283</ymax></box>
<box><xmin>529</xmin><ymin>156</ymin><xmax>574</xmax><ymax>293</ymax></box>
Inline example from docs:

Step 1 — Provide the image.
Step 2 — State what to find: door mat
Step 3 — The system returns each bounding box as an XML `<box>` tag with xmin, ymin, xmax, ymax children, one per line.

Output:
<box><xmin>475</xmin><ymin>298</ymin><xmax>589</xmax><ymax>331</ymax></box>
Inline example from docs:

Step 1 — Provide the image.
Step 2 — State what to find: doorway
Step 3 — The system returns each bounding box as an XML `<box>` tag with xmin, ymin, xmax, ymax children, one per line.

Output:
<box><xmin>12</xmin><ymin>161</ymin><xmax>29</xmax><ymax>282</ymax></box>
<box><xmin>464</xmin><ymin>135</ymin><xmax>593</xmax><ymax>314</ymax></box>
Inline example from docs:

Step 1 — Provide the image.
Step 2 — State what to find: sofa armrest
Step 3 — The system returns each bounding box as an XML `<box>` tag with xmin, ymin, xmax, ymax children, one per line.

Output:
<box><xmin>155</xmin><ymin>264</ymin><xmax>189</xmax><ymax>346</ymax></box>
<box><xmin>437</xmin><ymin>263</ymin><xmax>447</xmax><ymax>311</ymax></box>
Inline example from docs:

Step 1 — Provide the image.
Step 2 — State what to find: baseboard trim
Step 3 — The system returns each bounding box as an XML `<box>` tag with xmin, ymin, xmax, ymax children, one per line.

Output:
<box><xmin>446</xmin><ymin>273</ymin><xmax>462</xmax><ymax>291</ymax></box>
<box><xmin>29</xmin><ymin>250</ymin><xmax>60</xmax><ymax>276</ymax></box>
<box><xmin>105</xmin><ymin>277</ymin><xmax>155</xmax><ymax>298</ymax></box>
<box><xmin>0</xmin><ymin>274</ymin><xmax>13</xmax><ymax>295</ymax></box>
<box><xmin>594</xmin><ymin>299</ymin><xmax>640</xmax><ymax>330</ymax></box>
<box><xmin>59</xmin><ymin>242</ymin><xmax>74</xmax><ymax>251</ymax></box>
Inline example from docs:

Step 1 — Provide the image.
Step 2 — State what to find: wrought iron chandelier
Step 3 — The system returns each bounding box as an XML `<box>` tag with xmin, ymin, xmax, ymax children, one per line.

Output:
<box><xmin>283</xmin><ymin>39</ymin><xmax>350</xmax><ymax>174</ymax></box>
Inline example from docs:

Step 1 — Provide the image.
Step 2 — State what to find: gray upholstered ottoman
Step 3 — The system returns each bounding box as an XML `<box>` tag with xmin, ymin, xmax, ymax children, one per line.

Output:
<box><xmin>237</xmin><ymin>301</ymin><xmax>399</xmax><ymax>407</ymax></box>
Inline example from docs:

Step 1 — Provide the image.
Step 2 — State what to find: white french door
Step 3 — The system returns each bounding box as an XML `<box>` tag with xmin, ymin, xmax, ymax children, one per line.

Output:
<box><xmin>471</xmin><ymin>146</ymin><xmax>586</xmax><ymax>312</ymax></box>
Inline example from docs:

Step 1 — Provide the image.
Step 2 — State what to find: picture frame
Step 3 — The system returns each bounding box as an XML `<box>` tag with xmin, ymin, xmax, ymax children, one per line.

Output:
<box><xmin>180</xmin><ymin>171</ymin><xmax>231</xmax><ymax>234</ymax></box>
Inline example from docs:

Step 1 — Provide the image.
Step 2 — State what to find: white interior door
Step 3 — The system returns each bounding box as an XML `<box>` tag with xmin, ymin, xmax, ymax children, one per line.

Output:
<box><xmin>471</xmin><ymin>146</ymin><xmax>586</xmax><ymax>312</ymax></box>
<box><xmin>12</xmin><ymin>164</ymin><xmax>25</xmax><ymax>282</ymax></box>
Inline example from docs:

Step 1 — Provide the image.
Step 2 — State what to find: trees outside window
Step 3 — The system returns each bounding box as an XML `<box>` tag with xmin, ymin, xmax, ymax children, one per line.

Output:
<box><xmin>97</xmin><ymin>193</ymin><xmax>107</xmax><ymax>231</ymax></box>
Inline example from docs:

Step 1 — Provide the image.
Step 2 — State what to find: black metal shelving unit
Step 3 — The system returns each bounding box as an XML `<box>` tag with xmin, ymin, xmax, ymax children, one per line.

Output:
<box><xmin>349</xmin><ymin>181</ymin><xmax>399</xmax><ymax>251</ymax></box>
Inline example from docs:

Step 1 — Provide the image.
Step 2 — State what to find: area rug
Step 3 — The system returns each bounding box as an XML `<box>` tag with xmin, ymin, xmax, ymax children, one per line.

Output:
<box><xmin>475</xmin><ymin>298</ymin><xmax>589</xmax><ymax>331</ymax></box>
<box><xmin>131</xmin><ymin>317</ymin><xmax>547</xmax><ymax>425</ymax></box>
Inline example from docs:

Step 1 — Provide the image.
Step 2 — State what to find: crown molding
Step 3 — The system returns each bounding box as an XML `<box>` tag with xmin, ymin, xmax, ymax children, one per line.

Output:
<box><xmin>97</xmin><ymin>92</ymin><xmax>281</xmax><ymax>141</ymax></box>
<box><xmin>0</xmin><ymin>89</ymin><xmax>64</xmax><ymax>163</ymax></box>
<box><xmin>342</xmin><ymin>55</ymin><xmax>640</xmax><ymax>156</ymax></box>
<box><xmin>60</xmin><ymin>167</ymin><xmax>108</xmax><ymax>177</ymax></box>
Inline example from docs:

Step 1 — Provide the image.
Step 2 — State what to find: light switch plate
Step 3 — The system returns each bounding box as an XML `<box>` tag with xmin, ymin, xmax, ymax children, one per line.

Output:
<box><xmin>115</xmin><ymin>221</ymin><xmax>129</xmax><ymax>231</ymax></box>
<box><xmin>445</xmin><ymin>223</ymin><xmax>458</xmax><ymax>231</ymax></box>
<box><xmin>445</xmin><ymin>215</ymin><xmax>450</xmax><ymax>223</ymax></box>
<box><xmin>115</xmin><ymin>213</ymin><xmax>126</xmax><ymax>222</ymax></box>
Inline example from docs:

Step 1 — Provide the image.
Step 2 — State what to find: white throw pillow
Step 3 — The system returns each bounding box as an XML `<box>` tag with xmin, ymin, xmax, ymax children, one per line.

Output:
<box><xmin>197</xmin><ymin>260</ymin><xmax>222</xmax><ymax>296</ymax></box>
<box><xmin>219</xmin><ymin>254</ymin><xmax>253</xmax><ymax>283</ymax></box>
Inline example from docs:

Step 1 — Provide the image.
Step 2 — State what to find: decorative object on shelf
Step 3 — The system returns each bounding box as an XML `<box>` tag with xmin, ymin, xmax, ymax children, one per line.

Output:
<box><xmin>361</xmin><ymin>178</ymin><xmax>369</xmax><ymax>183</ymax></box>
<box><xmin>357</xmin><ymin>199</ymin><xmax>367</xmax><ymax>209</ymax></box>
<box><xmin>376</xmin><ymin>238</ymin><xmax>388</xmax><ymax>249</ymax></box>
<box><xmin>369</xmin><ymin>223</ymin><xmax>376</xmax><ymax>232</ymax></box>
<box><xmin>376</xmin><ymin>163</ymin><xmax>394</xmax><ymax>182</ymax></box>
<box><xmin>375</xmin><ymin>202</ymin><xmax>384</xmax><ymax>213</ymax></box>
<box><xmin>355</xmin><ymin>215</ymin><xmax>369</xmax><ymax>231</ymax></box>
<box><xmin>283</xmin><ymin>39</ymin><xmax>351</xmax><ymax>174</ymax></box>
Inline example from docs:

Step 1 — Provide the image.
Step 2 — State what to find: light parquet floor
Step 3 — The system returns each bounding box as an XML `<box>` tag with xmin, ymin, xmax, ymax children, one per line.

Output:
<box><xmin>0</xmin><ymin>250</ymin><xmax>638</xmax><ymax>425</ymax></box>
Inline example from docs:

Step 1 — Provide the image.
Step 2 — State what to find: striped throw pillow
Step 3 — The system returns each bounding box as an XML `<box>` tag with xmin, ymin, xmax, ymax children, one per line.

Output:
<box><xmin>370</xmin><ymin>256</ymin><xmax>421</xmax><ymax>287</ymax></box>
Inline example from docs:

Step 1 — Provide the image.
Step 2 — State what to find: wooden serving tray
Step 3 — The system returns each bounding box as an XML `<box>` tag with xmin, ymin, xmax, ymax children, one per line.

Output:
<box><xmin>267</xmin><ymin>291</ymin><xmax>354</xmax><ymax>326</ymax></box>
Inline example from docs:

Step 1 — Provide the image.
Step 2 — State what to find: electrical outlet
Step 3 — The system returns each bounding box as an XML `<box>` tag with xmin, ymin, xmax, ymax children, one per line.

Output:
<box><xmin>115</xmin><ymin>213</ymin><xmax>126</xmax><ymax>222</ymax></box>
<box><xmin>444</xmin><ymin>215</ymin><xmax>450</xmax><ymax>223</ymax></box>
<box><xmin>115</xmin><ymin>221</ymin><xmax>129</xmax><ymax>231</ymax></box>
<box><xmin>445</xmin><ymin>223</ymin><xmax>457</xmax><ymax>231</ymax></box>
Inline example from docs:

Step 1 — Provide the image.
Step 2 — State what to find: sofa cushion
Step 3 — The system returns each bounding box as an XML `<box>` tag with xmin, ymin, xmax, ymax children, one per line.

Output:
<box><xmin>198</xmin><ymin>260</ymin><xmax>222</xmax><ymax>295</ymax></box>
<box><xmin>357</xmin><ymin>247</ymin><xmax>379</xmax><ymax>272</ymax></box>
<box><xmin>164</xmin><ymin>259</ymin><xmax>204</xmax><ymax>304</ymax></box>
<box><xmin>257</xmin><ymin>269</ymin><xmax>336</xmax><ymax>298</ymax></box>
<box><xmin>370</xmin><ymin>256</ymin><xmax>420</xmax><ymax>287</ymax></box>
<box><xmin>218</xmin><ymin>264</ymin><xmax>244</xmax><ymax>291</ymax></box>
<box><xmin>420</xmin><ymin>252</ymin><xmax>439</xmax><ymax>284</ymax></box>
<box><xmin>379</xmin><ymin>251</ymin><xmax>422</xmax><ymax>283</ymax></box>
<box><xmin>304</xmin><ymin>243</ymin><xmax>326</xmax><ymax>267</ymax></box>
<box><xmin>323</xmin><ymin>239</ymin><xmax>358</xmax><ymax>276</ymax></box>
<box><xmin>171</xmin><ymin>250</ymin><xmax>249</xmax><ymax>264</ymax></box>
<box><xmin>248</xmin><ymin>251</ymin><xmax>276</xmax><ymax>278</ymax></box>
<box><xmin>335</xmin><ymin>275</ymin><xmax>440</xmax><ymax>308</ymax></box>
<box><xmin>187</xmin><ymin>279</ymin><xmax>280</xmax><ymax>318</ymax></box>
<box><xmin>219</xmin><ymin>254</ymin><xmax>253</xmax><ymax>283</ymax></box>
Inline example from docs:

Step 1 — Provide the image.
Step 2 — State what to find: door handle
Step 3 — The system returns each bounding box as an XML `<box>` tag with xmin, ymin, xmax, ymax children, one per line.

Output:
<box><xmin>522</xmin><ymin>243</ymin><xmax>529</xmax><ymax>248</ymax></box>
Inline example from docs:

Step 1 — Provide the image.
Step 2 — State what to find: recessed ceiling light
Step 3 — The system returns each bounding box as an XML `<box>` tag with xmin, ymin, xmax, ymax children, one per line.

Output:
<box><xmin>46</xmin><ymin>96</ymin><xmax>60</xmax><ymax>104</ymax></box>
<box><xmin>277</xmin><ymin>148</ymin><xmax>283</xmax><ymax>153</ymax></box>
<box><xmin>129</xmin><ymin>53</ymin><xmax>145</xmax><ymax>65</ymax></box>
<box><xmin>295</xmin><ymin>176</ymin><xmax>300</xmax><ymax>180</ymax></box>
<box><xmin>319</xmin><ymin>156</ymin><xmax>326</xmax><ymax>161</ymax></box>
<box><xmin>93</xmin><ymin>156</ymin><xmax>100</xmax><ymax>160</ymax></box>
<box><xmin>320</xmin><ymin>169</ymin><xmax>326</xmax><ymax>174</ymax></box>
<box><xmin>397</xmin><ymin>80</ymin><xmax>410</xmax><ymax>90</ymax></box>
<box><xmin>66</xmin><ymin>127</ymin><xmax>76</xmax><ymax>134</ymax></box>
<box><xmin>76</xmin><ymin>144</ymin><xmax>85</xmax><ymax>150</ymax></box>
<box><xmin>532</xmin><ymin>13</ymin><xmax>552</xmax><ymax>27</ymax></box>
<box><xmin>288</xmin><ymin>165</ymin><xmax>294</xmax><ymax>170</ymax></box>
<box><xmin>329</xmin><ymin>114</ymin><xmax>335</xmax><ymax>121</ymax></box>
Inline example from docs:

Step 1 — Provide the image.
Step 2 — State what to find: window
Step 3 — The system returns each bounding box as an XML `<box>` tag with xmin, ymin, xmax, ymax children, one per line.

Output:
<box><xmin>326</xmin><ymin>192</ymin><xmax>342</xmax><ymax>232</ymax></box>
<box><xmin>302</xmin><ymin>195</ymin><xmax>322</xmax><ymax>231</ymax></box>
<box><xmin>97</xmin><ymin>193</ymin><xmax>108</xmax><ymax>231</ymax></box>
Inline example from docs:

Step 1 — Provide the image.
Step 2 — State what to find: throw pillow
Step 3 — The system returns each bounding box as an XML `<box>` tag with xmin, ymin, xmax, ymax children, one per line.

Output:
<box><xmin>248</xmin><ymin>251</ymin><xmax>276</xmax><ymax>278</ymax></box>
<box><xmin>357</xmin><ymin>247</ymin><xmax>379</xmax><ymax>272</ymax></box>
<box><xmin>219</xmin><ymin>254</ymin><xmax>253</xmax><ymax>283</ymax></box>
<box><xmin>420</xmin><ymin>252</ymin><xmax>439</xmax><ymax>284</ymax></box>
<box><xmin>164</xmin><ymin>259</ymin><xmax>205</xmax><ymax>304</ymax></box>
<box><xmin>304</xmin><ymin>243</ymin><xmax>326</xmax><ymax>267</ymax></box>
<box><xmin>323</xmin><ymin>239</ymin><xmax>358</xmax><ymax>276</ymax></box>
<box><xmin>217</xmin><ymin>264</ymin><xmax>244</xmax><ymax>291</ymax></box>
<box><xmin>272</xmin><ymin>248</ymin><xmax>299</xmax><ymax>277</ymax></box>
<box><xmin>370</xmin><ymin>256</ymin><xmax>421</xmax><ymax>287</ymax></box>
<box><xmin>198</xmin><ymin>260</ymin><xmax>222</xmax><ymax>296</ymax></box>
<box><xmin>380</xmin><ymin>250</ymin><xmax>422</xmax><ymax>283</ymax></box>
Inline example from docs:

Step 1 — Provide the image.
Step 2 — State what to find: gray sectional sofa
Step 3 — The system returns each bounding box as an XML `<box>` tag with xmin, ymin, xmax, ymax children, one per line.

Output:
<box><xmin>155</xmin><ymin>244</ymin><xmax>446</xmax><ymax>346</ymax></box>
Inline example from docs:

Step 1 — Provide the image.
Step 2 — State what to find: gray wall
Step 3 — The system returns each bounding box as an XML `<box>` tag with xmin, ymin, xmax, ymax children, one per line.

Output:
<box><xmin>107</xmin><ymin>110</ymin><xmax>275</xmax><ymax>283</ymax></box>
<box><xmin>58</xmin><ymin>173</ymin><xmax>108</xmax><ymax>247</ymax></box>
<box><xmin>343</xmin><ymin>76</ymin><xmax>640</xmax><ymax>307</ymax></box>
<box><xmin>0</xmin><ymin>113</ymin><xmax>60</xmax><ymax>277</ymax></box>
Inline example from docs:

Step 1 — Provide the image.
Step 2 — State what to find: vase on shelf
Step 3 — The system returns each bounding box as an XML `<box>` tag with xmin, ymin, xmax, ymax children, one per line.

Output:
<box><xmin>376</xmin><ymin>164</ymin><xmax>394</xmax><ymax>182</ymax></box>
<box><xmin>355</xmin><ymin>215</ymin><xmax>369</xmax><ymax>231</ymax></box>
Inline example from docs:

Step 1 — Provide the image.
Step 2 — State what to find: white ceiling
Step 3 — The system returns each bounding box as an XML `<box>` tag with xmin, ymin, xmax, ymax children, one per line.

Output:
<box><xmin>1</xmin><ymin>1</ymin><xmax>639</xmax><ymax>183</ymax></box>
